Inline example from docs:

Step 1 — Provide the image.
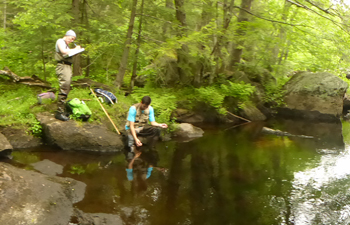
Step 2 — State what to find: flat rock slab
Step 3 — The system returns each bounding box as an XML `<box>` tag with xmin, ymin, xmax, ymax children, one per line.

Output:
<box><xmin>31</xmin><ymin>159</ymin><xmax>64</xmax><ymax>176</ymax></box>
<box><xmin>0</xmin><ymin>162</ymin><xmax>86</xmax><ymax>225</ymax></box>
<box><xmin>36</xmin><ymin>112</ymin><xmax>124</xmax><ymax>152</ymax></box>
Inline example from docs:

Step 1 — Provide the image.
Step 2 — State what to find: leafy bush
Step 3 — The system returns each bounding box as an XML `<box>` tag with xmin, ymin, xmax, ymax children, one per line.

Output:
<box><xmin>221</xmin><ymin>81</ymin><xmax>256</xmax><ymax>102</ymax></box>
<box><xmin>0</xmin><ymin>86</ymin><xmax>42</xmax><ymax>126</ymax></box>
<box><xmin>263</xmin><ymin>81</ymin><xmax>287</xmax><ymax>107</ymax></box>
<box><xmin>196</xmin><ymin>86</ymin><xmax>225</xmax><ymax>109</ymax></box>
<box><xmin>196</xmin><ymin>81</ymin><xmax>256</xmax><ymax>114</ymax></box>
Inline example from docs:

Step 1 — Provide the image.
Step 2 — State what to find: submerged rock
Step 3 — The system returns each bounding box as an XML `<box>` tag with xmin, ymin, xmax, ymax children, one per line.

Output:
<box><xmin>279</xmin><ymin>72</ymin><xmax>348</xmax><ymax>121</ymax></box>
<box><xmin>36</xmin><ymin>112</ymin><xmax>124</xmax><ymax>152</ymax></box>
<box><xmin>31</xmin><ymin>159</ymin><xmax>64</xmax><ymax>176</ymax></box>
<box><xmin>0</xmin><ymin>162</ymin><xmax>86</xmax><ymax>225</ymax></box>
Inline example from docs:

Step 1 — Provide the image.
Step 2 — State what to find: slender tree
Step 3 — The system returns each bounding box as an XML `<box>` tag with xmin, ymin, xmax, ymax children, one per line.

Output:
<box><xmin>174</xmin><ymin>0</ymin><xmax>190</xmax><ymax>84</ymax></box>
<box><xmin>115</xmin><ymin>0</ymin><xmax>138</xmax><ymax>89</ymax></box>
<box><xmin>228</xmin><ymin>0</ymin><xmax>253</xmax><ymax>70</ymax></box>
<box><xmin>3</xmin><ymin>0</ymin><xmax>6</xmax><ymax>30</ymax></box>
<box><xmin>211</xmin><ymin>0</ymin><xmax>235</xmax><ymax>81</ymax></box>
<box><xmin>162</xmin><ymin>0</ymin><xmax>174</xmax><ymax>37</ymax></box>
<box><xmin>130</xmin><ymin>0</ymin><xmax>145</xmax><ymax>91</ymax></box>
<box><xmin>72</xmin><ymin>0</ymin><xmax>81</xmax><ymax>76</ymax></box>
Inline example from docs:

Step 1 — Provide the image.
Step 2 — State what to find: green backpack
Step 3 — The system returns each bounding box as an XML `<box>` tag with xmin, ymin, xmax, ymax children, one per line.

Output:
<box><xmin>66</xmin><ymin>98</ymin><xmax>92</xmax><ymax>121</ymax></box>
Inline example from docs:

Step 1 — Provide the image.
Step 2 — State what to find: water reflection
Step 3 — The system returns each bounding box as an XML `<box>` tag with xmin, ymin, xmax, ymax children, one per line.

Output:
<box><xmin>290</xmin><ymin>145</ymin><xmax>350</xmax><ymax>224</ymax></box>
<box><xmin>269</xmin><ymin>119</ymin><xmax>345</xmax><ymax>151</ymax></box>
<box><xmin>125</xmin><ymin>148</ymin><xmax>167</xmax><ymax>192</ymax></box>
<box><xmin>4</xmin><ymin>120</ymin><xmax>350</xmax><ymax>224</ymax></box>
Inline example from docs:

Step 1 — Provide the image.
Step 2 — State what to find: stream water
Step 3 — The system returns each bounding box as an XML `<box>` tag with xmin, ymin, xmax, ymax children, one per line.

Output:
<box><xmin>6</xmin><ymin>118</ymin><xmax>350</xmax><ymax>225</ymax></box>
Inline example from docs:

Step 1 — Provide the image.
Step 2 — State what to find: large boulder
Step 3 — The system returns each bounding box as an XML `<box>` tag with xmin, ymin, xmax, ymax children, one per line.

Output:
<box><xmin>278</xmin><ymin>72</ymin><xmax>348</xmax><ymax>121</ymax></box>
<box><xmin>240</xmin><ymin>103</ymin><xmax>266</xmax><ymax>121</ymax></box>
<box><xmin>36</xmin><ymin>112</ymin><xmax>124</xmax><ymax>152</ymax></box>
<box><xmin>172</xmin><ymin>108</ymin><xmax>204</xmax><ymax>123</ymax></box>
<box><xmin>343</xmin><ymin>94</ymin><xmax>350</xmax><ymax>113</ymax></box>
<box><xmin>0</xmin><ymin>162</ymin><xmax>86</xmax><ymax>225</ymax></box>
<box><xmin>0</xmin><ymin>133</ymin><xmax>13</xmax><ymax>157</ymax></box>
<box><xmin>0</xmin><ymin>127</ymin><xmax>42</xmax><ymax>149</ymax></box>
<box><xmin>172</xmin><ymin>123</ymin><xmax>204</xmax><ymax>138</ymax></box>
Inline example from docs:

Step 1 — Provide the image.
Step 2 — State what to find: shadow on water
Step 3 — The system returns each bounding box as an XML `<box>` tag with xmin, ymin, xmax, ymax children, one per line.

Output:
<box><xmin>4</xmin><ymin>119</ymin><xmax>350</xmax><ymax>224</ymax></box>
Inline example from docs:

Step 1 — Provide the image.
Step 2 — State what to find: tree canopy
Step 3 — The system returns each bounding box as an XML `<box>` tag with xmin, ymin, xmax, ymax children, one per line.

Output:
<box><xmin>1</xmin><ymin>0</ymin><xmax>350</xmax><ymax>89</ymax></box>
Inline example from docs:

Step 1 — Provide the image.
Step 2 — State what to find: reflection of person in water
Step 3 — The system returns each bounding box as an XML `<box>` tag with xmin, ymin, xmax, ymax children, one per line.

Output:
<box><xmin>125</xmin><ymin>149</ymin><xmax>166</xmax><ymax>192</ymax></box>
<box><xmin>126</xmin><ymin>151</ymin><xmax>152</xmax><ymax>181</ymax></box>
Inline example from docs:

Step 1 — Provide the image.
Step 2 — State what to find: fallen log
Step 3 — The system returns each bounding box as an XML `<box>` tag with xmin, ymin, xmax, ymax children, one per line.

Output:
<box><xmin>0</xmin><ymin>68</ymin><xmax>52</xmax><ymax>89</ymax></box>
<box><xmin>261</xmin><ymin>127</ymin><xmax>314</xmax><ymax>139</ymax></box>
<box><xmin>227</xmin><ymin>110</ymin><xmax>314</xmax><ymax>139</ymax></box>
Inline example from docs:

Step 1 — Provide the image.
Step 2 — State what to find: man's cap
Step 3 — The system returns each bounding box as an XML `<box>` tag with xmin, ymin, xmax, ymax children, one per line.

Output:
<box><xmin>65</xmin><ymin>30</ymin><xmax>76</xmax><ymax>37</ymax></box>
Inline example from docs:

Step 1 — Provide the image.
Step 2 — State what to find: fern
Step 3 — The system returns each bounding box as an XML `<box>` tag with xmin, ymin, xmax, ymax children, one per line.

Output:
<box><xmin>196</xmin><ymin>81</ymin><xmax>255</xmax><ymax>114</ymax></box>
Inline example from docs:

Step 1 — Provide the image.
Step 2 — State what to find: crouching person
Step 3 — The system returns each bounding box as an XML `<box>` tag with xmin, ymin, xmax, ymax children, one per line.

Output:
<box><xmin>125</xmin><ymin>96</ymin><xmax>168</xmax><ymax>155</ymax></box>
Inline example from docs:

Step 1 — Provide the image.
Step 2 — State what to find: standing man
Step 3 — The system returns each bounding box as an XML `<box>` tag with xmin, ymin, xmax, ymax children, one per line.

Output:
<box><xmin>54</xmin><ymin>30</ymin><xmax>81</xmax><ymax>121</ymax></box>
<box><xmin>125</xmin><ymin>96</ymin><xmax>168</xmax><ymax>154</ymax></box>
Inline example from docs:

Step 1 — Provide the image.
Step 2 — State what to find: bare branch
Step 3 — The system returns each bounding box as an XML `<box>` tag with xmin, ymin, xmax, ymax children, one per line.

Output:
<box><xmin>303</xmin><ymin>0</ymin><xmax>337</xmax><ymax>16</ymax></box>
<box><xmin>287</xmin><ymin>0</ymin><xmax>350</xmax><ymax>36</ymax></box>
<box><xmin>233</xmin><ymin>6</ymin><xmax>313</xmax><ymax>28</ymax></box>
<box><xmin>0</xmin><ymin>68</ymin><xmax>52</xmax><ymax>88</ymax></box>
<box><xmin>136</xmin><ymin>13</ymin><xmax>190</xmax><ymax>30</ymax></box>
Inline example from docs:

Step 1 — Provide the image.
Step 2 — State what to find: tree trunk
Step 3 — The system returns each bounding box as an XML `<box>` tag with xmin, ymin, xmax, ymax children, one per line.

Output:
<box><xmin>41</xmin><ymin>31</ymin><xmax>46</xmax><ymax>81</ymax></box>
<box><xmin>115</xmin><ymin>0</ymin><xmax>138</xmax><ymax>89</ymax></box>
<box><xmin>162</xmin><ymin>0</ymin><xmax>174</xmax><ymax>37</ymax></box>
<box><xmin>82</xmin><ymin>0</ymin><xmax>90</xmax><ymax>77</ymax></box>
<box><xmin>277</xmin><ymin>1</ymin><xmax>297</xmax><ymax>66</ymax></box>
<box><xmin>130</xmin><ymin>0</ymin><xmax>145</xmax><ymax>92</ymax></box>
<box><xmin>72</xmin><ymin>0</ymin><xmax>81</xmax><ymax>76</ymax></box>
<box><xmin>174</xmin><ymin>0</ymin><xmax>189</xmax><ymax>84</ymax></box>
<box><xmin>174</xmin><ymin>0</ymin><xmax>186</xmax><ymax>27</ymax></box>
<box><xmin>228</xmin><ymin>0</ymin><xmax>253</xmax><ymax>69</ymax></box>
<box><xmin>271</xmin><ymin>0</ymin><xmax>291</xmax><ymax>66</ymax></box>
<box><xmin>210</xmin><ymin>0</ymin><xmax>235</xmax><ymax>82</ymax></box>
<box><xmin>200</xmin><ymin>0</ymin><xmax>215</xmax><ymax>29</ymax></box>
<box><xmin>189</xmin><ymin>0</ymin><xmax>216</xmax><ymax>87</ymax></box>
<box><xmin>3</xmin><ymin>1</ymin><xmax>6</xmax><ymax>30</ymax></box>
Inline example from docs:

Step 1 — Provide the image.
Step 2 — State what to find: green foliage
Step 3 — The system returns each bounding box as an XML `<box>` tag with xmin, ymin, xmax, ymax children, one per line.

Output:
<box><xmin>68</xmin><ymin>163</ymin><xmax>102</xmax><ymax>175</ymax></box>
<box><xmin>197</xmin><ymin>81</ymin><xmax>255</xmax><ymax>114</ymax></box>
<box><xmin>28</xmin><ymin>115</ymin><xmax>43</xmax><ymax>137</ymax></box>
<box><xmin>69</xmin><ymin>165</ymin><xmax>86</xmax><ymax>175</ymax></box>
<box><xmin>263</xmin><ymin>77</ymin><xmax>290</xmax><ymax>107</ymax></box>
<box><xmin>221</xmin><ymin>81</ymin><xmax>256</xmax><ymax>102</ymax></box>
<box><xmin>12</xmin><ymin>152</ymin><xmax>40</xmax><ymax>165</ymax></box>
<box><xmin>2</xmin><ymin>0</ymin><xmax>350</xmax><ymax>127</ymax></box>
<box><xmin>197</xmin><ymin>86</ymin><xmax>225</xmax><ymax>109</ymax></box>
<box><xmin>263</xmin><ymin>84</ymin><xmax>285</xmax><ymax>107</ymax></box>
<box><xmin>0</xmin><ymin>85</ymin><xmax>44</xmax><ymax>127</ymax></box>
